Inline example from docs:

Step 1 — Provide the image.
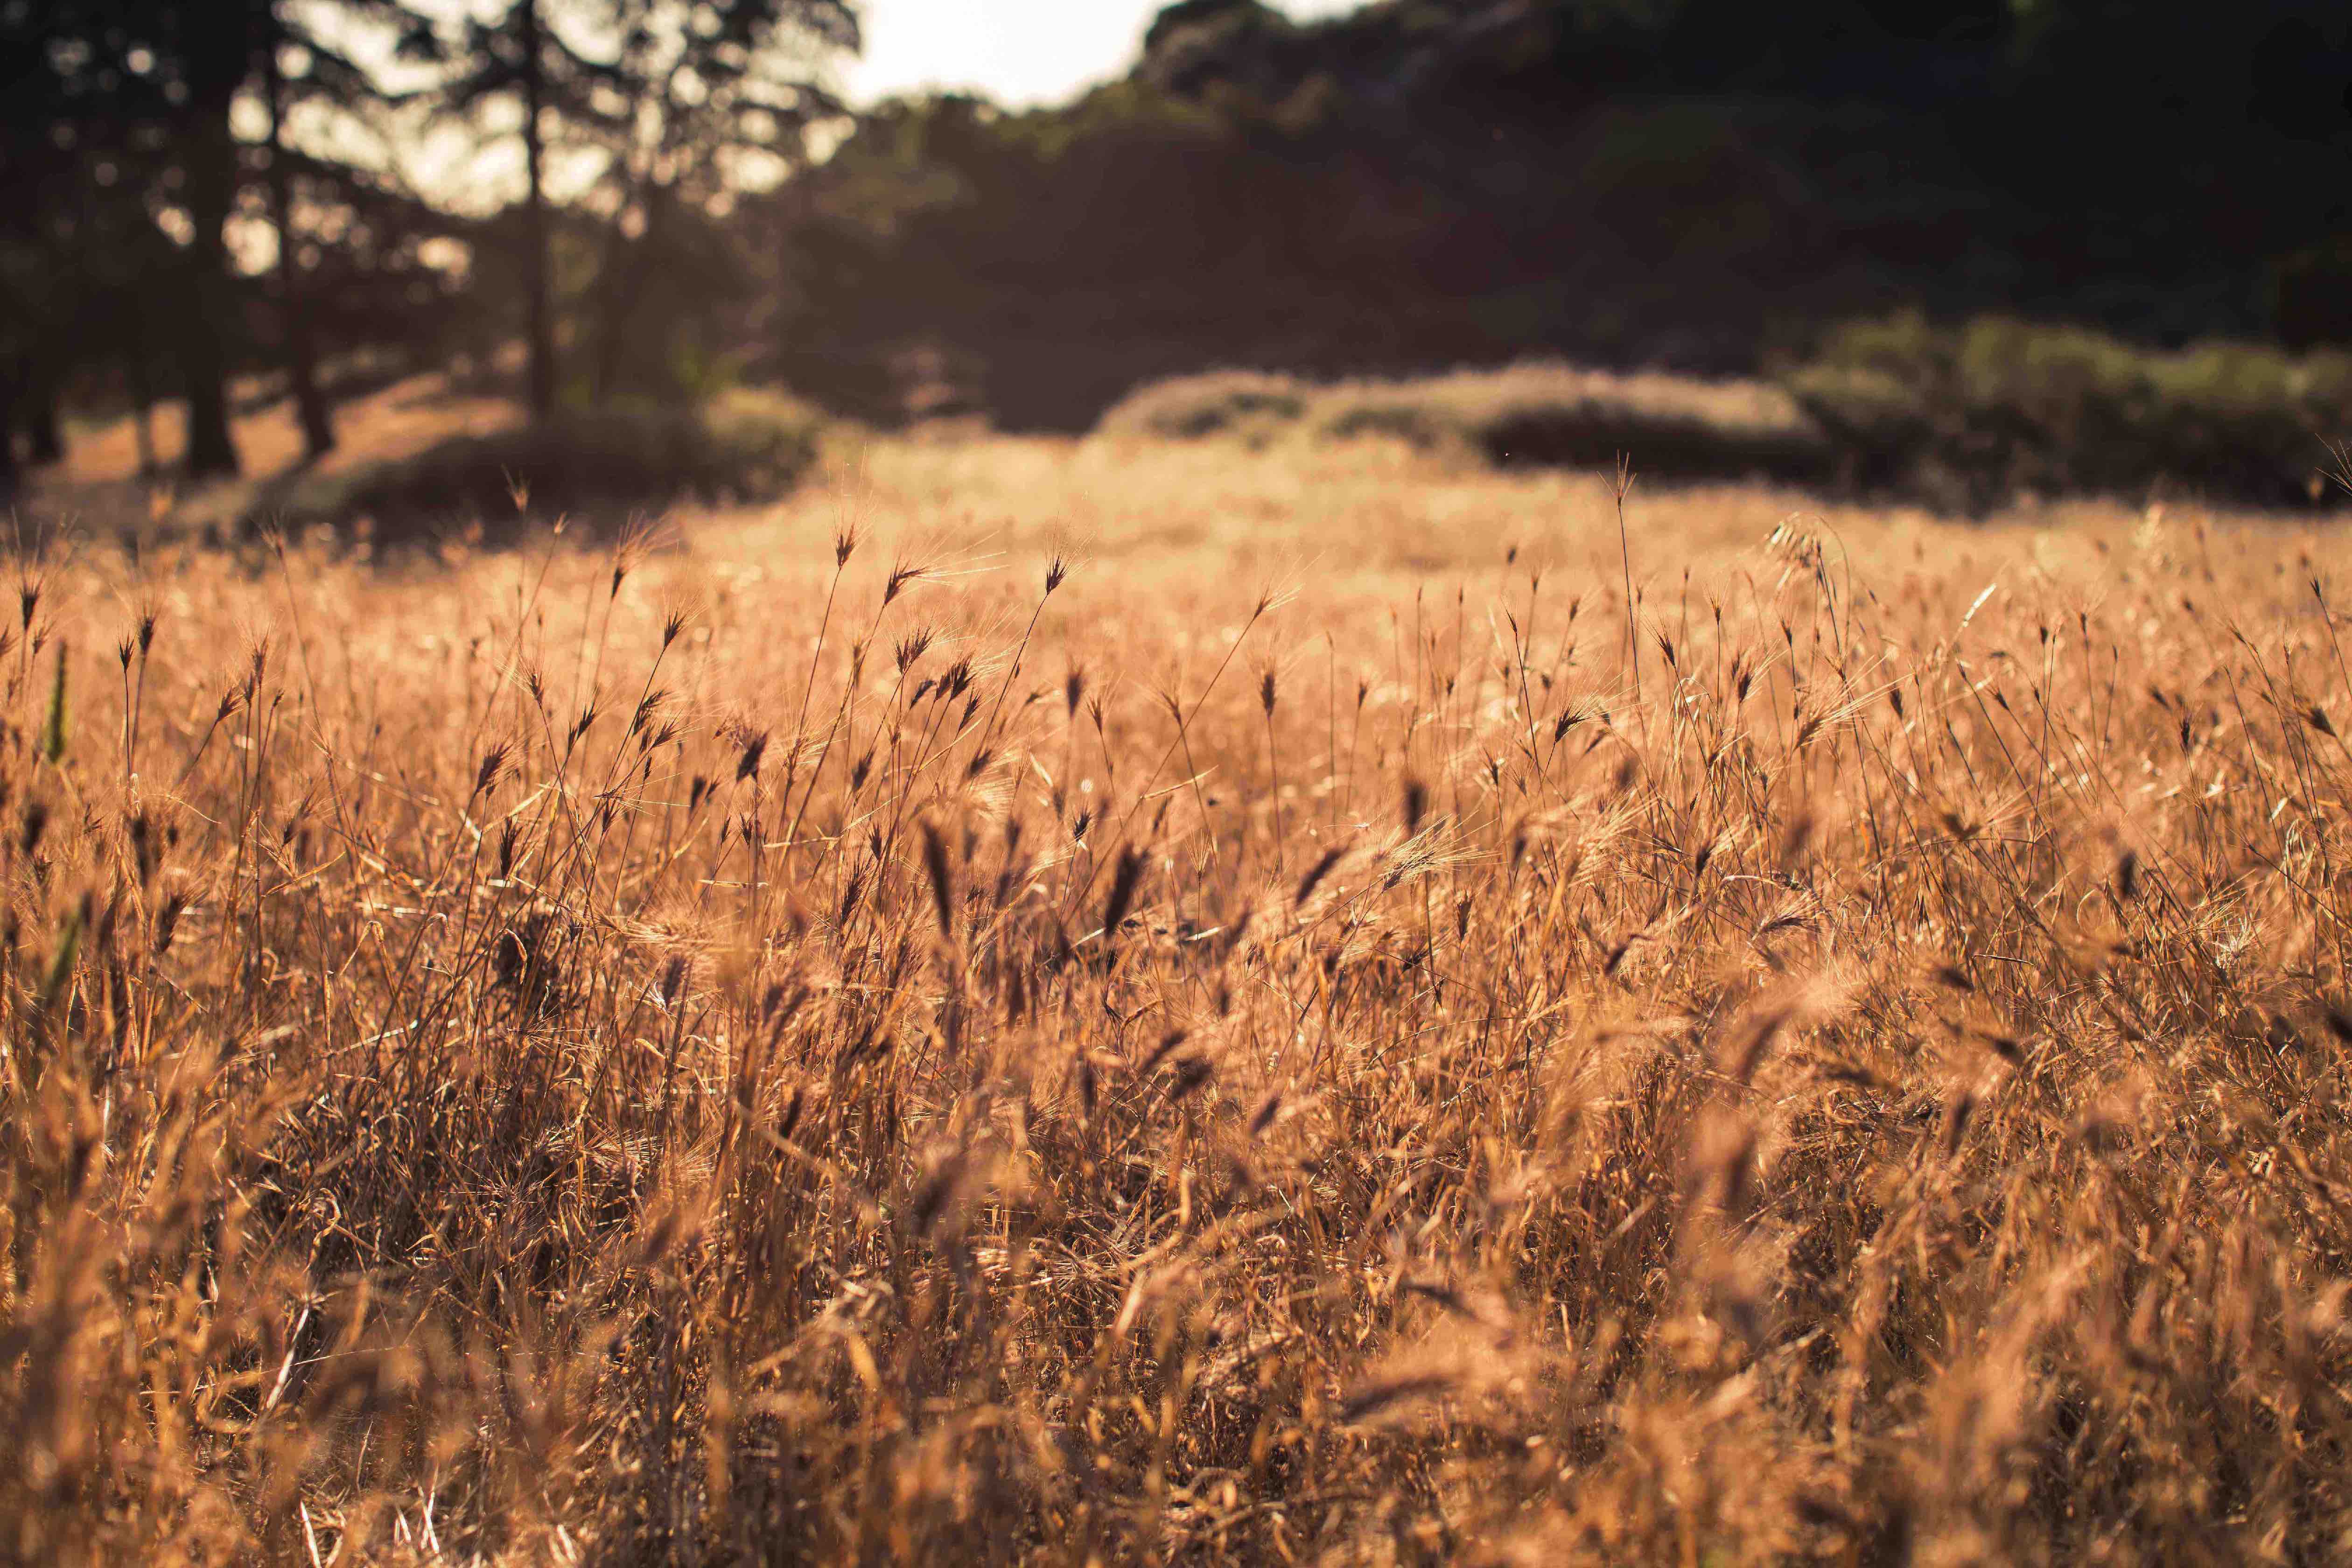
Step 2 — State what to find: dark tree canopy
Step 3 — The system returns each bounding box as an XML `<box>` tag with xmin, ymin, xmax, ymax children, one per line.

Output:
<box><xmin>750</xmin><ymin>0</ymin><xmax>2352</xmax><ymax>428</ymax></box>
<box><xmin>0</xmin><ymin>0</ymin><xmax>861</xmax><ymax>483</ymax></box>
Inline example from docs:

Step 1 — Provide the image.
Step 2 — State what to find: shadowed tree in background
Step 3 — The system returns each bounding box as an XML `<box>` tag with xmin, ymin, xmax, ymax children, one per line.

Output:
<box><xmin>19</xmin><ymin>2</ymin><xmax>276</xmax><ymax>478</ymax></box>
<box><xmin>8</xmin><ymin>0</ymin><xmax>418</xmax><ymax>480</ymax></box>
<box><xmin>427</xmin><ymin>0</ymin><xmax>623</xmax><ymax>420</ymax></box>
<box><xmin>0</xmin><ymin>4</ymin><xmax>49</xmax><ymax>486</ymax></box>
<box><xmin>247</xmin><ymin>0</ymin><xmax>434</xmax><ymax>462</ymax></box>
<box><xmin>0</xmin><ymin>0</ymin><xmax>162</xmax><ymax>481</ymax></box>
<box><xmin>420</xmin><ymin>0</ymin><xmax>857</xmax><ymax>418</ymax></box>
<box><xmin>153</xmin><ymin>6</ymin><xmax>253</xmax><ymax>478</ymax></box>
<box><xmin>21</xmin><ymin>0</ymin><xmax>458</xmax><ymax>479</ymax></box>
<box><xmin>0</xmin><ymin>0</ymin><xmax>205</xmax><ymax>484</ymax></box>
<box><xmin>581</xmin><ymin>0</ymin><xmax>857</xmax><ymax>405</ymax></box>
<box><xmin>260</xmin><ymin>9</ymin><xmax>350</xmax><ymax>460</ymax></box>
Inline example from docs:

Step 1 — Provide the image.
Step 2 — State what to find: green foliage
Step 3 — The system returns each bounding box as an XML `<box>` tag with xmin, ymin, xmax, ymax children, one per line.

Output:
<box><xmin>1785</xmin><ymin>315</ymin><xmax>2352</xmax><ymax>510</ymax></box>
<box><xmin>257</xmin><ymin>392</ymin><xmax>822</xmax><ymax>543</ymax></box>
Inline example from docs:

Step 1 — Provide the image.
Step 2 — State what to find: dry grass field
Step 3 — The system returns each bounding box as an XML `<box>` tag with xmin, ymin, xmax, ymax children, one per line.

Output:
<box><xmin>7</xmin><ymin>405</ymin><xmax>2352</xmax><ymax>1563</ymax></box>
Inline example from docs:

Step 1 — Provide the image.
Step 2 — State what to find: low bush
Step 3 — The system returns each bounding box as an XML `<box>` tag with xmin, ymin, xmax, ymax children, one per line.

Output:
<box><xmin>1784</xmin><ymin>315</ymin><xmax>2352</xmax><ymax>511</ymax></box>
<box><xmin>1323</xmin><ymin>364</ymin><xmax>1829</xmax><ymax>483</ymax></box>
<box><xmin>1094</xmin><ymin>369</ymin><xmax>1312</xmax><ymax>443</ymax></box>
<box><xmin>1103</xmin><ymin>362</ymin><xmax>1831</xmax><ymax>484</ymax></box>
<box><xmin>253</xmin><ymin>392</ymin><xmax>823</xmax><ymax>543</ymax></box>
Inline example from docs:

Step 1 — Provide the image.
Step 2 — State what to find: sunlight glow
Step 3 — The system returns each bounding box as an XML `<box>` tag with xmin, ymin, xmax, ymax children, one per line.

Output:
<box><xmin>844</xmin><ymin>0</ymin><xmax>1366</xmax><ymax>109</ymax></box>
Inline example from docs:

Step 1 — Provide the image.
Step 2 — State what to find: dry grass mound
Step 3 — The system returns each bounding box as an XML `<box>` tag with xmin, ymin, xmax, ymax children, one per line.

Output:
<box><xmin>1100</xmin><ymin>362</ymin><xmax>1829</xmax><ymax>485</ymax></box>
<box><xmin>1091</xmin><ymin>369</ymin><xmax>1316</xmax><ymax>444</ymax></box>
<box><xmin>5</xmin><ymin>454</ymin><xmax>2352</xmax><ymax>1561</ymax></box>
<box><xmin>1315</xmin><ymin>363</ymin><xmax>1828</xmax><ymax>481</ymax></box>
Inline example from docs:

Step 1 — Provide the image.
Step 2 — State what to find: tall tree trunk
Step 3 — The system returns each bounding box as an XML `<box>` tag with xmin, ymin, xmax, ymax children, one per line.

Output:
<box><xmin>0</xmin><ymin>364</ymin><xmax>18</xmax><ymax>494</ymax></box>
<box><xmin>518</xmin><ymin>0</ymin><xmax>556</xmax><ymax>421</ymax></box>
<box><xmin>129</xmin><ymin>344</ymin><xmax>157</xmax><ymax>478</ymax></box>
<box><xmin>24</xmin><ymin>373</ymin><xmax>62</xmax><ymax>466</ymax></box>
<box><xmin>263</xmin><ymin>16</ymin><xmax>334</xmax><ymax>462</ymax></box>
<box><xmin>179</xmin><ymin>69</ymin><xmax>245</xmax><ymax>480</ymax></box>
<box><xmin>592</xmin><ymin>180</ymin><xmax>665</xmax><ymax>406</ymax></box>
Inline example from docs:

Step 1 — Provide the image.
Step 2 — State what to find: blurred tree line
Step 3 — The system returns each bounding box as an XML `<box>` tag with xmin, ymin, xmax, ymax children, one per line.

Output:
<box><xmin>767</xmin><ymin>0</ymin><xmax>2352</xmax><ymax>428</ymax></box>
<box><xmin>6</xmin><ymin>0</ymin><xmax>2351</xmax><ymax>475</ymax></box>
<box><xmin>0</xmin><ymin>0</ymin><xmax>855</xmax><ymax>485</ymax></box>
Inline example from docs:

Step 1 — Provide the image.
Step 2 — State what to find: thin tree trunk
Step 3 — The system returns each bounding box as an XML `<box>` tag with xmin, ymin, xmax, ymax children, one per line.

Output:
<box><xmin>25</xmin><ymin>376</ymin><xmax>62</xmax><ymax>466</ymax></box>
<box><xmin>592</xmin><ymin>181</ymin><xmax>665</xmax><ymax>405</ymax></box>
<box><xmin>0</xmin><ymin>363</ymin><xmax>18</xmax><ymax>493</ymax></box>
<box><xmin>518</xmin><ymin>0</ymin><xmax>556</xmax><ymax>421</ymax></box>
<box><xmin>179</xmin><ymin>63</ymin><xmax>245</xmax><ymax>480</ymax></box>
<box><xmin>263</xmin><ymin>16</ymin><xmax>334</xmax><ymax>462</ymax></box>
<box><xmin>130</xmin><ymin>348</ymin><xmax>157</xmax><ymax>478</ymax></box>
<box><xmin>123</xmin><ymin>298</ymin><xmax>160</xmax><ymax>476</ymax></box>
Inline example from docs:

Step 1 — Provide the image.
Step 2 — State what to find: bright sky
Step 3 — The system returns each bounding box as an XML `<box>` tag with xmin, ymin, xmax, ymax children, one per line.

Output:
<box><xmin>843</xmin><ymin>0</ymin><xmax>1367</xmax><ymax>108</ymax></box>
<box><xmin>276</xmin><ymin>0</ymin><xmax>1376</xmax><ymax>222</ymax></box>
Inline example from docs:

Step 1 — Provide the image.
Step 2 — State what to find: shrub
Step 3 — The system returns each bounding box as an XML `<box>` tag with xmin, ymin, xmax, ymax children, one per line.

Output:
<box><xmin>1367</xmin><ymin>364</ymin><xmax>1829</xmax><ymax>483</ymax></box>
<box><xmin>253</xmin><ymin>392</ymin><xmax>823</xmax><ymax>543</ymax></box>
<box><xmin>1785</xmin><ymin>315</ymin><xmax>2352</xmax><ymax>510</ymax></box>
<box><xmin>1101</xmin><ymin>362</ymin><xmax>1833</xmax><ymax>486</ymax></box>
<box><xmin>1096</xmin><ymin>370</ymin><xmax>1311</xmax><ymax>443</ymax></box>
<box><xmin>1312</xmin><ymin>395</ymin><xmax>1458</xmax><ymax>450</ymax></box>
